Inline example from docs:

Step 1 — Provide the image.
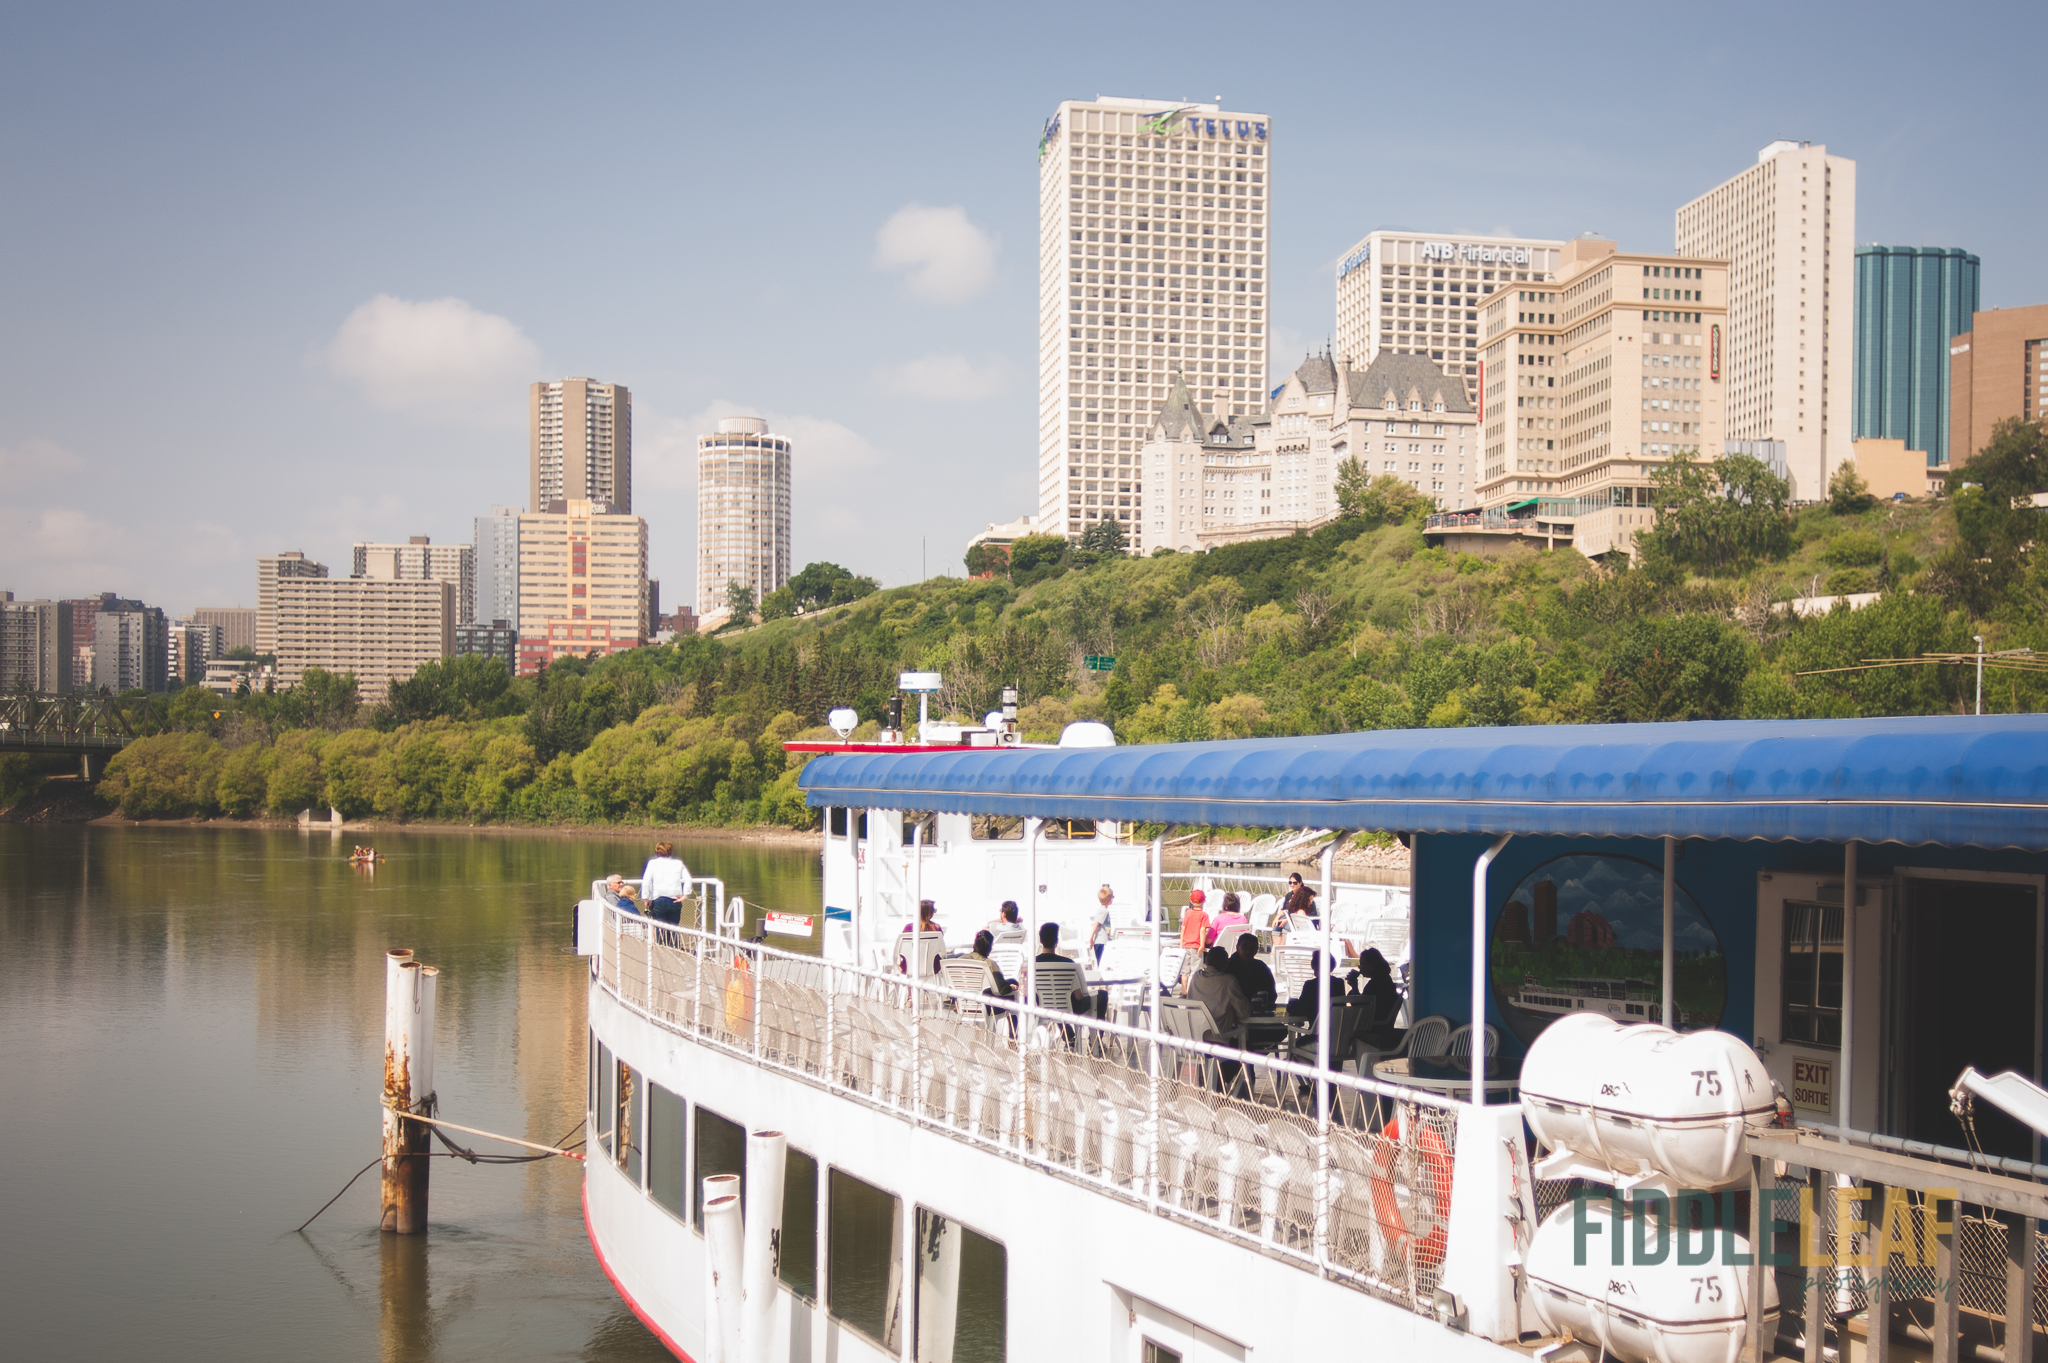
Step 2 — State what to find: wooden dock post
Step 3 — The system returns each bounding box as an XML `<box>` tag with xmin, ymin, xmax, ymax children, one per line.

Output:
<box><xmin>380</xmin><ymin>948</ymin><xmax>437</xmax><ymax>1234</ymax></box>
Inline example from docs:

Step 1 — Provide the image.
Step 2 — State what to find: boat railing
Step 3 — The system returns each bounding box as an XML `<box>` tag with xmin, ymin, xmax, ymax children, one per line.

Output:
<box><xmin>1738</xmin><ymin>1126</ymin><xmax>2048</xmax><ymax>1363</ymax></box>
<box><xmin>590</xmin><ymin>899</ymin><xmax>1468</xmax><ymax>1318</ymax></box>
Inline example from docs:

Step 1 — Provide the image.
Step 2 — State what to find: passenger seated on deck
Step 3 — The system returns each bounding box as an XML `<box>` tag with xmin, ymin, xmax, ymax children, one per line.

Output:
<box><xmin>1351</xmin><ymin>948</ymin><xmax>1403</xmax><ymax>1038</ymax></box>
<box><xmin>639</xmin><ymin>841</ymin><xmax>690</xmax><ymax>925</ymax></box>
<box><xmin>897</xmin><ymin>901</ymin><xmax>945</xmax><ymax>976</ymax></box>
<box><xmin>1226</xmin><ymin>934</ymin><xmax>1278</xmax><ymax>1015</ymax></box>
<box><xmin>600</xmin><ymin>874</ymin><xmax>640</xmax><ymax>913</ymax></box>
<box><xmin>1184</xmin><ymin>946</ymin><xmax>1250</xmax><ymax>1043</ymax></box>
<box><xmin>1284</xmin><ymin>950</ymin><xmax>1347</xmax><ymax>1019</ymax></box>
<box><xmin>1035</xmin><ymin>922</ymin><xmax>1097</xmax><ymax>1014</ymax></box>
<box><xmin>970</xmin><ymin>930</ymin><xmax>1015</xmax><ymax>999</ymax></box>
<box><xmin>986</xmin><ymin>900</ymin><xmax>1022</xmax><ymax>933</ymax></box>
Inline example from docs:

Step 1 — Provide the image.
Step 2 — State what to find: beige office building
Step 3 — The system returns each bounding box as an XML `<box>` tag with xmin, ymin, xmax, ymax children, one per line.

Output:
<box><xmin>351</xmin><ymin>536</ymin><xmax>476</xmax><ymax>625</ymax></box>
<box><xmin>1333</xmin><ymin>231</ymin><xmax>1566</xmax><ymax>412</ymax></box>
<box><xmin>516</xmin><ymin>499</ymin><xmax>648</xmax><ymax>675</ymax></box>
<box><xmin>1040</xmin><ymin>96</ymin><xmax>1273</xmax><ymax>548</ymax></box>
<box><xmin>256</xmin><ymin>550</ymin><xmax>328</xmax><ymax>657</ymax></box>
<box><xmin>1676</xmin><ymin>140</ymin><xmax>1855</xmax><ymax>501</ymax></box>
<box><xmin>273</xmin><ymin>577</ymin><xmax>453</xmax><ymax>703</ymax></box>
<box><xmin>695</xmin><ymin>417</ymin><xmax>792</xmax><ymax>617</ymax></box>
<box><xmin>190</xmin><ymin>607</ymin><xmax>256</xmax><ymax>655</ymax></box>
<box><xmin>531</xmin><ymin>378</ymin><xmax>632</xmax><ymax>515</ymax></box>
<box><xmin>1948</xmin><ymin>302</ymin><xmax>2048</xmax><ymax>468</ymax></box>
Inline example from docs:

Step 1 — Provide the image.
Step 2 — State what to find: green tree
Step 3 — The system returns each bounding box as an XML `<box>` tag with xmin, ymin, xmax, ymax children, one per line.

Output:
<box><xmin>724</xmin><ymin>581</ymin><xmax>757</xmax><ymax>621</ymax></box>
<box><xmin>786</xmin><ymin>562</ymin><xmax>880</xmax><ymax>612</ymax></box>
<box><xmin>963</xmin><ymin>542</ymin><xmax>1010</xmax><ymax>578</ymax></box>
<box><xmin>1078</xmin><ymin>517</ymin><xmax>1128</xmax><ymax>556</ymax></box>
<box><xmin>759</xmin><ymin>586</ymin><xmax>797</xmax><ymax>620</ymax></box>
<box><xmin>1829</xmin><ymin>460</ymin><xmax>1875</xmax><ymax>515</ymax></box>
<box><xmin>1640</xmin><ymin>450</ymin><xmax>1792</xmax><ymax>573</ymax></box>
<box><xmin>1007</xmin><ymin>533</ymin><xmax>1069</xmax><ymax>587</ymax></box>
<box><xmin>1923</xmin><ymin>419</ymin><xmax>2048</xmax><ymax>618</ymax></box>
<box><xmin>1591</xmin><ymin>615</ymin><xmax>1750</xmax><ymax>722</ymax></box>
<box><xmin>1334</xmin><ymin>454</ymin><xmax>1372</xmax><ymax>516</ymax></box>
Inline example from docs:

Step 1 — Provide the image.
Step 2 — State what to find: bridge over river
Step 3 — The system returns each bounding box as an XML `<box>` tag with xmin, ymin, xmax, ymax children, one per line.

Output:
<box><xmin>0</xmin><ymin>692</ymin><xmax>134</xmax><ymax>776</ymax></box>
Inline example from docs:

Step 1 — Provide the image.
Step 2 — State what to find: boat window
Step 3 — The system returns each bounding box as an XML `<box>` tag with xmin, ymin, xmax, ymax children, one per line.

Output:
<box><xmin>902</xmin><ymin>811</ymin><xmax>935</xmax><ymax>845</ymax></box>
<box><xmin>593</xmin><ymin>1036</ymin><xmax>614</xmax><ymax>1156</ymax></box>
<box><xmin>915</xmin><ymin>1208</ymin><xmax>1007</xmax><ymax>1361</ymax></box>
<box><xmin>1042</xmin><ymin>818</ymin><xmax>1098</xmax><ymax>840</ymax></box>
<box><xmin>828</xmin><ymin>1168</ymin><xmax>901</xmax><ymax>1347</ymax></box>
<box><xmin>1781</xmin><ymin>901</ymin><xmax>1843</xmax><ymax>1047</ymax></box>
<box><xmin>693</xmin><ymin>1106</ymin><xmax>746</xmax><ymax>1227</ymax></box>
<box><xmin>829</xmin><ymin>808</ymin><xmax>868</xmax><ymax>838</ymax></box>
<box><xmin>971</xmin><ymin>816</ymin><xmax>1023</xmax><ymax>841</ymax></box>
<box><xmin>781</xmin><ymin>1146</ymin><xmax>819</xmax><ymax>1300</ymax></box>
<box><xmin>1145</xmin><ymin>1346</ymin><xmax>1183</xmax><ymax>1363</ymax></box>
<box><xmin>647</xmin><ymin>1082</ymin><xmax>686</xmax><ymax>1220</ymax></box>
<box><xmin>617</xmin><ymin>1060</ymin><xmax>644</xmax><ymax>1186</ymax></box>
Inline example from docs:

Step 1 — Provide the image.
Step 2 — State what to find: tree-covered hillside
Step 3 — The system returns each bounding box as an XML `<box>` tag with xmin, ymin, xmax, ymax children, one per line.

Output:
<box><xmin>20</xmin><ymin>419</ymin><xmax>2048</xmax><ymax>829</ymax></box>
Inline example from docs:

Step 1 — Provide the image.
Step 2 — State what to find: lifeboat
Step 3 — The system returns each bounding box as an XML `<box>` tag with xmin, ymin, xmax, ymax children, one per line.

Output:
<box><xmin>1521</xmin><ymin>1013</ymin><xmax>1775</xmax><ymax>1191</ymax></box>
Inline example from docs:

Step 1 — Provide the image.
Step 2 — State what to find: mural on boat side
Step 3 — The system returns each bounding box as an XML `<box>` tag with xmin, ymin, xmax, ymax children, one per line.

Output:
<box><xmin>1489</xmin><ymin>853</ymin><xmax>1727</xmax><ymax>1046</ymax></box>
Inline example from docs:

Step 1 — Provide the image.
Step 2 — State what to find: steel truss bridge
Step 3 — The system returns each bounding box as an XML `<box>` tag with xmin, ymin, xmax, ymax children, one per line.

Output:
<box><xmin>0</xmin><ymin>690</ymin><xmax>136</xmax><ymax>774</ymax></box>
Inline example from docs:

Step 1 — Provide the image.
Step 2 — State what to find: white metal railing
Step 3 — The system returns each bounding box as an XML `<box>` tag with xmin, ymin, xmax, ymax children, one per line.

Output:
<box><xmin>590</xmin><ymin>899</ymin><xmax>1468</xmax><ymax>1315</ymax></box>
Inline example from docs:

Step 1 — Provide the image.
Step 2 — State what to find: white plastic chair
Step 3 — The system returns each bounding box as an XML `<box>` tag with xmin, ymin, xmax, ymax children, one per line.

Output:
<box><xmin>1247</xmin><ymin>893</ymin><xmax>1280</xmax><ymax>930</ymax></box>
<box><xmin>1445</xmin><ymin>1021</ymin><xmax>1499</xmax><ymax>1060</ymax></box>
<box><xmin>940</xmin><ymin>958</ymin><xmax>994</xmax><ymax>1025</ymax></box>
<box><xmin>897</xmin><ymin>930</ymin><xmax>945</xmax><ymax>978</ymax></box>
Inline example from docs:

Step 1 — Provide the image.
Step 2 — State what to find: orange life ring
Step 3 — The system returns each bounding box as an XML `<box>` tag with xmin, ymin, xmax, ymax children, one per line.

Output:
<box><xmin>1368</xmin><ymin>1116</ymin><xmax>1453</xmax><ymax>1271</ymax></box>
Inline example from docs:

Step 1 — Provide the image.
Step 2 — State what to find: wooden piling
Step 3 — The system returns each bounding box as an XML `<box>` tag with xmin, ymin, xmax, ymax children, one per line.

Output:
<box><xmin>381</xmin><ymin>949</ymin><xmax>437</xmax><ymax>1234</ymax></box>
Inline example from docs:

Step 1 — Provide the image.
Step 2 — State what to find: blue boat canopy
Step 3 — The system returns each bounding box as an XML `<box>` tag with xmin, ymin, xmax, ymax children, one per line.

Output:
<box><xmin>800</xmin><ymin>715</ymin><xmax>2048</xmax><ymax>851</ymax></box>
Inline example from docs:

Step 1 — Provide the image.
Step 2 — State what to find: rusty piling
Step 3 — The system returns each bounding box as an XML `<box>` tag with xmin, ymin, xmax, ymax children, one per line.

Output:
<box><xmin>380</xmin><ymin>948</ymin><xmax>437</xmax><ymax>1234</ymax></box>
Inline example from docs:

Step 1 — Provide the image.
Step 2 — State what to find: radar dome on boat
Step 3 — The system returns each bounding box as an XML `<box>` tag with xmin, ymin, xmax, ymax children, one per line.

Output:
<box><xmin>1058</xmin><ymin>721</ymin><xmax>1116</xmax><ymax>749</ymax></box>
<box><xmin>828</xmin><ymin>708</ymin><xmax>858</xmax><ymax>739</ymax></box>
<box><xmin>1521</xmin><ymin>1013</ymin><xmax>1775</xmax><ymax>1192</ymax></box>
<box><xmin>1525</xmin><ymin>1198</ymin><xmax>1777</xmax><ymax>1363</ymax></box>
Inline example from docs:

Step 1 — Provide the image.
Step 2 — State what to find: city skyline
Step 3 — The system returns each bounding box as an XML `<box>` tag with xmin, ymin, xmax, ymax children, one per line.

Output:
<box><xmin>2</xmin><ymin>2</ymin><xmax>2044</xmax><ymax>616</ymax></box>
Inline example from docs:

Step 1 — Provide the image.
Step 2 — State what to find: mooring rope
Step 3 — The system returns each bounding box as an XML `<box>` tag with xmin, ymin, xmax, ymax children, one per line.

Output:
<box><xmin>293</xmin><ymin>1115</ymin><xmax>587</xmax><ymax>1233</ymax></box>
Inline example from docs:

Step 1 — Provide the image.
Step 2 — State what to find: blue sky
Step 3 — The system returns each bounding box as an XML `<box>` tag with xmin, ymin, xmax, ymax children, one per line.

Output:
<box><xmin>3</xmin><ymin>0</ymin><xmax>2042</xmax><ymax>616</ymax></box>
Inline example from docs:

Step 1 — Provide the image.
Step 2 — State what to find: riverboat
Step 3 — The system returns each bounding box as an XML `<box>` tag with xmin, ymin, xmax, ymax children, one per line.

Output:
<box><xmin>577</xmin><ymin>706</ymin><xmax>2048</xmax><ymax>1363</ymax></box>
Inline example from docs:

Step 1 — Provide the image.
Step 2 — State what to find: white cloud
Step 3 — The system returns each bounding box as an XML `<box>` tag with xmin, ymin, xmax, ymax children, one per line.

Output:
<box><xmin>0</xmin><ymin>437</ymin><xmax>88</xmax><ymax>488</ymax></box>
<box><xmin>315</xmin><ymin>295</ymin><xmax>541</xmax><ymax>423</ymax></box>
<box><xmin>878</xmin><ymin>353</ymin><xmax>1009</xmax><ymax>403</ymax></box>
<box><xmin>872</xmin><ymin>203</ymin><xmax>997</xmax><ymax>305</ymax></box>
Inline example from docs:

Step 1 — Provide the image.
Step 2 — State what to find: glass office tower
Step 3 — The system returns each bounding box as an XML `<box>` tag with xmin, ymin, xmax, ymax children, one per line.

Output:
<box><xmin>1853</xmin><ymin>245</ymin><xmax>1980</xmax><ymax>466</ymax></box>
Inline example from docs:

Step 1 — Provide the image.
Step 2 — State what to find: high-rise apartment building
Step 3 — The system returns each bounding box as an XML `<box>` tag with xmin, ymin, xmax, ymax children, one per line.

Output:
<box><xmin>1477</xmin><ymin>236</ymin><xmax>1728</xmax><ymax>519</ymax></box>
<box><xmin>274</xmin><ymin>578</ymin><xmax>453</xmax><ymax>703</ymax></box>
<box><xmin>1333</xmin><ymin>231</ymin><xmax>1566</xmax><ymax>411</ymax></box>
<box><xmin>0</xmin><ymin>595</ymin><xmax>71</xmax><ymax>692</ymax></box>
<box><xmin>61</xmin><ymin>597</ymin><xmax>104</xmax><ymax>689</ymax></box>
<box><xmin>1949</xmin><ymin>303</ymin><xmax>2048</xmax><ymax>467</ymax></box>
<box><xmin>473</xmin><ymin>506</ymin><xmax>521</xmax><ymax>633</ymax></box>
<box><xmin>1853</xmin><ymin>245</ymin><xmax>1979</xmax><ymax>468</ymax></box>
<box><xmin>351</xmin><ymin>536</ymin><xmax>476</xmax><ymax>625</ymax></box>
<box><xmin>257</xmin><ymin>551</ymin><xmax>329</xmax><ymax>657</ymax></box>
<box><xmin>168</xmin><ymin>620</ymin><xmax>223</xmax><ymax>687</ymax></box>
<box><xmin>1039</xmin><ymin>96</ymin><xmax>1272</xmax><ymax>548</ymax></box>
<box><xmin>517</xmin><ymin>499</ymin><xmax>648</xmax><ymax>675</ymax></box>
<box><xmin>531</xmin><ymin>379</ymin><xmax>632</xmax><ymax>515</ymax></box>
<box><xmin>695</xmin><ymin>417</ymin><xmax>791</xmax><ymax>617</ymax></box>
<box><xmin>93</xmin><ymin>598</ymin><xmax>169</xmax><ymax>693</ymax></box>
<box><xmin>190</xmin><ymin>607</ymin><xmax>256</xmax><ymax>655</ymax></box>
<box><xmin>1676</xmin><ymin>140</ymin><xmax>1856</xmax><ymax>501</ymax></box>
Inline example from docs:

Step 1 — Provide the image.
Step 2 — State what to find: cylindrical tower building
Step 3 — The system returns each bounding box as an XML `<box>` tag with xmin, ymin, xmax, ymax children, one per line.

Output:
<box><xmin>696</xmin><ymin>416</ymin><xmax>792</xmax><ymax>619</ymax></box>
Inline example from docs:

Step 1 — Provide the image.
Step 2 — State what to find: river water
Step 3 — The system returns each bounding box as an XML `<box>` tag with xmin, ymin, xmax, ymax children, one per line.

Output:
<box><xmin>0</xmin><ymin>824</ymin><xmax>821</xmax><ymax>1362</ymax></box>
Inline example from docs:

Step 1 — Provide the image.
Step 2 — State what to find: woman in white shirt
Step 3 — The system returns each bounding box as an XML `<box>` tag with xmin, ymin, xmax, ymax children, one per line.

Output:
<box><xmin>640</xmin><ymin>840</ymin><xmax>691</xmax><ymax>926</ymax></box>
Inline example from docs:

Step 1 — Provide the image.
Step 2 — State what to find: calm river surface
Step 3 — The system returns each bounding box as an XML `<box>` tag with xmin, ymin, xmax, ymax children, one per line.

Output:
<box><xmin>0</xmin><ymin>824</ymin><xmax>821</xmax><ymax>1362</ymax></box>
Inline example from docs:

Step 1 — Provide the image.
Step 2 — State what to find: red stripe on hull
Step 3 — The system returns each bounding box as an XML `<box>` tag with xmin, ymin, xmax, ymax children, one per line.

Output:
<box><xmin>582</xmin><ymin>1179</ymin><xmax>697</xmax><ymax>1363</ymax></box>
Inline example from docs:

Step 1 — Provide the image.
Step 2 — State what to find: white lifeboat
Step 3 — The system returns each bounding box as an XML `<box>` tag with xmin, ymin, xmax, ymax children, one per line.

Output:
<box><xmin>1521</xmin><ymin>1012</ymin><xmax>1776</xmax><ymax>1191</ymax></box>
<box><xmin>1524</xmin><ymin>1197</ymin><xmax>1777</xmax><ymax>1363</ymax></box>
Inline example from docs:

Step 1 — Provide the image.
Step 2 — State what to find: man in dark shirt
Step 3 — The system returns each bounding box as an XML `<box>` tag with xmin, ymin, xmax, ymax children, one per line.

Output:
<box><xmin>1226</xmin><ymin>934</ymin><xmax>1278</xmax><ymax>1014</ymax></box>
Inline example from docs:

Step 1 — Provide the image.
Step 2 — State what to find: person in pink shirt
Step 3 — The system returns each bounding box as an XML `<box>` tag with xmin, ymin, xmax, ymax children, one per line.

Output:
<box><xmin>1204</xmin><ymin>891</ymin><xmax>1249</xmax><ymax>947</ymax></box>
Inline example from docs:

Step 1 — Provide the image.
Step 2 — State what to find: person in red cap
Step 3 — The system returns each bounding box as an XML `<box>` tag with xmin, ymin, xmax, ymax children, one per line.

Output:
<box><xmin>1179</xmin><ymin>889</ymin><xmax>1210</xmax><ymax>950</ymax></box>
